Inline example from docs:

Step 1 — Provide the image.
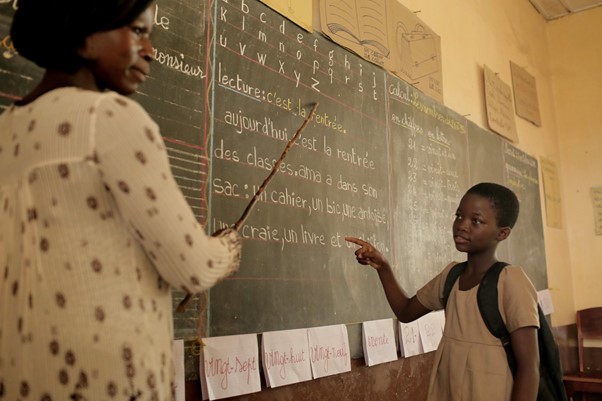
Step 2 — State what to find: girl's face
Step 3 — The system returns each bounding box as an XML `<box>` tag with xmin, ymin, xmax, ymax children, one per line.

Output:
<box><xmin>452</xmin><ymin>193</ymin><xmax>506</xmax><ymax>254</ymax></box>
<box><xmin>80</xmin><ymin>6</ymin><xmax>154</xmax><ymax>95</ymax></box>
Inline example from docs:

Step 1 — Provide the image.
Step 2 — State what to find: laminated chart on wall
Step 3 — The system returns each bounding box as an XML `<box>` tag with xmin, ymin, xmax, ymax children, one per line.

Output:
<box><xmin>510</xmin><ymin>61</ymin><xmax>541</xmax><ymax>126</ymax></box>
<box><xmin>484</xmin><ymin>65</ymin><xmax>518</xmax><ymax>143</ymax></box>
<box><xmin>259</xmin><ymin>0</ymin><xmax>314</xmax><ymax>31</ymax></box>
<box><xmin>386</xmin><ymin>0</ymin><xmax>443</xmax><ymax>102</ymax></box>
<box><xmin>319</xmin><ymin>0</ymin><xmax>443</xmax><ymax>102</ymax></box>
<box><xmin>319</xmin><ymin>0</ymin><xmax>391</xmax><ymax>64</ymax></box>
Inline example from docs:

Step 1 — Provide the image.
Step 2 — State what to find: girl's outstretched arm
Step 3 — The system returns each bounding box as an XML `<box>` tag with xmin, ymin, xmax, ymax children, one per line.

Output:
<box><xmin>345</xmin><ymin>236</ymin><xmax>430</xmax><ymax>322</ymax></box>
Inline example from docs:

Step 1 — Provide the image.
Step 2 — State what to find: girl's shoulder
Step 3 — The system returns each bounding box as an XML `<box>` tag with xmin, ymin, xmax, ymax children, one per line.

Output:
<box><xmin>498</xmin><ymin>264</ymin><xmax>537</xmax><ymax>299</ymax></box>
<box><xmin>498</xmin><ymin>264</ymin><xmax>531</xmax><ymax>281</ymax></box>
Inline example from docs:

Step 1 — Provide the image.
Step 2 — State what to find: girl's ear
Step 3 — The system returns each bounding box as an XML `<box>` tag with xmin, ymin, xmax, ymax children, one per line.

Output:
<box><xmin>497</xmin><ymin>227</ymin><xmax>511</xmax><ymax>242</ymax></box>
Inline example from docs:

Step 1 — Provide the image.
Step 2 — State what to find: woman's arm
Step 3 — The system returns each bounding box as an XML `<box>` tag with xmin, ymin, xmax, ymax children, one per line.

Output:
<box><xmin>94</xmin><ymin>94</ymin><xmax>241</xmax><ymax>292</ymax></box>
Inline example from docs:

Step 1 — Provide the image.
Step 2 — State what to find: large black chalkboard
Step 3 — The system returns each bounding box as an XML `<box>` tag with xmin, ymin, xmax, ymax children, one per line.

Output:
<box><xmin>205</xmin><ymin>0</ymin><xmax>548</xmax><ymax>348</ymax></box>
<box><xmin>208</xmin><ymin>0</ymin><xmax>394</xmax><ymax>336</ymax></box>
<box><xmin>387</xmin><ymin>76</ymin><xmax>469</xmax><ymax>293</ymax></box>
<box><xmin>0</xmin><ymin>0</ymin><xmax>548</xmax><ymax>379</ymax></box>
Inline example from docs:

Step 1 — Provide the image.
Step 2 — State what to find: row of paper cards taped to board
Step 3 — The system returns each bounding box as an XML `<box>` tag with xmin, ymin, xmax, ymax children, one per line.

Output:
<box><xmin>172</xmin><ymin>289</ymin><xmax>554</xmax><ymax>400</ymax></box>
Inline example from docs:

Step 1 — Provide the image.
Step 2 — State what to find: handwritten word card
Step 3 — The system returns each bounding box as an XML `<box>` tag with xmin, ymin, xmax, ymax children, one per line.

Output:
<box><xmin>362</xmin><ymin>319</ymin><xmax>398</xmax><ymax>366</ymax></box>
<box><xmin>262</xmin><ymin>328</ymin><xmax>312</xmax><ymax>388</ymax></box>
<box><xmin>537</xmin><ymin>289</ymin><xmax>555</xmax><ymax>316</ymax></box>
<box><xmin>418</xmin><ymin>311</ymin><xmax>445</xmax><ymax>353</ymax></box>
<box><xmin>399</xmin><ymin>320</ymin><xmax>422</xmax><ymax>358</ymax></box>
<box><xmin>307</xmin><ymin>324</ymin><xmax>351</xmax><ymax>378</ymax></box>
<box><xmin>173</xmin><ymin>339</ymin><xmax>185</xmax><ymax>401</ymax></box>
<box><xmin>200</xmin><ymin>334</ymin><xmax>261</xmax><ymax>400</ymax></box>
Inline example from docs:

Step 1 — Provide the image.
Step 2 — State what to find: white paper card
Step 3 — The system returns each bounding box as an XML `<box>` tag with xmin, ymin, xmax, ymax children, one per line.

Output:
<box><xmin>173</xmin><ymin>339</ymin><xmax>185</xmax><ymax>401</ymax></box>
<box><xmin>362</xmin><ymin>319</ymin><xmax>398</xmax><ymax>366</ymax></box>
<box><xmin>307</xmin><ymin>324</ymin><xmax>351</xmax><ymax>378</ymax></box>
<box><xmin>398</xmin><ymin>320</ymin><xmax>422</xmax><ymax>358</ymax></box>
<box><xmin>435</xmin><ymin>309</ymin><xmax>446</xmax><ymax>331</ymax></box>
<box><xmin>261</xmin><ymin>328</ymin><xmax>312</xmax><ymax>388</ymax></box>
<box><xmin>201</xmin><ymin>334</ymin><xmax>261</xmax><ymax>400</ymax></box>
<box><xmin>537</xmin><ymin>289</ymin><xmax>555</xmax><ymax>316</ymax></box>
<box><xmin>418</xmin><ymin>311</ymin><xmax>444</xmax><ymax>353</ymax></box>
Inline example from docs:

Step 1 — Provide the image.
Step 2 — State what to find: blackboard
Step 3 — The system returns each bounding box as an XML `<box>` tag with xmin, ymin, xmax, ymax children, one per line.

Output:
<box><xmin>0</xmin><ymin>0</ymin><xmax>548</xmax><ymax>378</ymax></box>
<box><xmin>207</xmin><ymin>0</ymin><xmax>395</xmax><ymax>338</ymax></box>
<box><xmin>387</xmin><ymin>75</ymin><xmax>469</xmax><ymax>293</ymax></box>
<box><xmin>0</xmin><ymin>4</ymin><xmax>43</xmax><ymax>110</ymax></box>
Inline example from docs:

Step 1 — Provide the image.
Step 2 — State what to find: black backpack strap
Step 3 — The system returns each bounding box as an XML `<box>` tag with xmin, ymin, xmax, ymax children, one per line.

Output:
<box><xmin>476</xmin><ymin>262</ymin><xmax>517</xmax><ymax>375</ymax></box>
<box><xmin>442</xmin><ymin>262</ymin><xmax>466</xmax><ymax>309</ymax></box>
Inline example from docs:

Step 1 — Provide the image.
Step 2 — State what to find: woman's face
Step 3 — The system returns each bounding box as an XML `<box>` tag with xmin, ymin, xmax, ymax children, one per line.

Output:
<box><xmin>81</xmin><ymin>6</ymin><xmax>154</xmax><ymax>95</ymax></box>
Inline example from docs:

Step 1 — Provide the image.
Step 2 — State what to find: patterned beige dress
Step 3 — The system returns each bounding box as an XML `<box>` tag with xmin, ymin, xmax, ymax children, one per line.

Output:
<box><xmin>0</xmin><ymin>88</ymin><xmax>241</xmax><ymax>400</ymax></box>
<box><xmin>416</xmin><ymin>262</ymin><xmax>539</xmax><ymax>401</ymax></box>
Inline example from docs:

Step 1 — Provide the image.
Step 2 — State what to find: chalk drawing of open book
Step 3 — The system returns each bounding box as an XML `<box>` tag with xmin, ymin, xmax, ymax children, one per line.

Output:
<box><xmin>323</xmin><ymin>0</ymin><xmax>390</xmax><ymax>56</ymax></box>
<box><xmin>396</xmin><ymin>22</ymin><xmax>439</xmax><ymax>79</ymax></box>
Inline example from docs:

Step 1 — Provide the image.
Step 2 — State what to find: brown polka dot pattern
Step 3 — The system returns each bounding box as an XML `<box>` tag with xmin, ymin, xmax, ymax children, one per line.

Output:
<box><xmin>145</xmin><ymin>127</ymin><xmax>155</xmax><ymax>142</ymax></box>
<box><xmin>90</xmin><ymin>258</ymin><xmax>102</xmax><ymax>273</ymax></box>
<box><xmin>1</xmin><ymin>88</ymin><xmax>242</xmax><ymax>398</ymax></box>
<box><xmin>86</xmin><ymin>196</ymin><xmax>98</xmax><ymax>209</ymax></box>
<box><xmin>94</xmin><ymin>307</ymin><xmax>105</xmax><ymax>322</ymax></box>
<box><xmin>145</xmin><ymin>187</ymin><xmax>156</xmax><ymax>200</ymax></box>
<box><xmin>107</xmin><ymin>382</ymin><xmax>117</xmax><ymax>397</ymax></box>
<box><xmin>65</xmin><ymin>350</ymin><xmax>75</xmax><ymax>365</ymax></box>
<box><xmin>49</xmin><ymin>340</ymin><xmax>59</xmax><ymax>355</ymax></box>
<box><xmin>20</xmin><ymin>381</ymin><xmax>29</xmax><ymax>397</ymax></box>
<box><xmin>117</xmin><ymin>181</ymin><xmax>129</xmax><ymax>193</ymax></box>
<box><xmin>55</xmin><ymin>293</ymin><xmax>66</xmax><ymax>308</ymax></box>
<box><xmin>57</xmin><ymin>122</ymin><xmax>71</xmax><ymax>136</ymax></box>
<box><xmin>57</xmin><ymin>164</ymin><xmax>69</xmax><ymax>178</ymax></box>
<box><xmin>58</xmin><ymin>369</ymin><xmax>68</xmax><ymax>385</ymax></box>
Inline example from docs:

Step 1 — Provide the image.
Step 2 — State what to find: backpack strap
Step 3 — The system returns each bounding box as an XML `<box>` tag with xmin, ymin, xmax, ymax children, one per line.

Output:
<box><xmin>442</xmin><ymin>262</ymin><xmax>466</xmax><ymax>309</ymax></box>
<box><xmin>476</xmin><ymin>262</ymin><xmax>517</xmax><ymax>375</ymax></box>
<box><xmin>442</xmin><ymin>261</ymin><xmax>517</xmax><ymax>373</ymax></box>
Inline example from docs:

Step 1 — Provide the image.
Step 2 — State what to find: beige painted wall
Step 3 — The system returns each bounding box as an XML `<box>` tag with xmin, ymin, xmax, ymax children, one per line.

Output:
<box><xmin>547</xmin><ymin>8</ymin><xmax>602</xmax><ymax>315</ymax></box>
<box><xmin>391</xmin><ymin>0</ymin><xmax>602</xmax><ymax>325</ymax></box>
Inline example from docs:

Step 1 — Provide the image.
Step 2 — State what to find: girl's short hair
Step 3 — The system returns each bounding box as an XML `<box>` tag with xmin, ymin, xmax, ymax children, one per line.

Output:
<box><xmin>466</xmin><ymin>182</ymin><xmax>520</xmax><ymax>228</ymax></box>
<box><xmin>11</xmin><ymin>0</ymin><xmax>154</xmax><ymax>72</ymax></box>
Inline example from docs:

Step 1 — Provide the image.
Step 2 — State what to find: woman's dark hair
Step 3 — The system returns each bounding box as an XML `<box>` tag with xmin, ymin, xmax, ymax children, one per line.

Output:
<box><xmin>466</xmin><ymin>182</ymin><xmax>520</xmax><ymax>228</ymax></box>
<box><xmin>11</xmin><ymin>0</ymin><xmax>154</xmax><ymax>72</ymax></box>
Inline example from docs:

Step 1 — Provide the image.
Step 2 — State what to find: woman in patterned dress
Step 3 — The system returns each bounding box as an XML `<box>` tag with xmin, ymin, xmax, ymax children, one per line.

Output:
<box><xmin>0</xmin><ymin>0</ymin><xmax>241</xmax><ymax>399</ymax></box>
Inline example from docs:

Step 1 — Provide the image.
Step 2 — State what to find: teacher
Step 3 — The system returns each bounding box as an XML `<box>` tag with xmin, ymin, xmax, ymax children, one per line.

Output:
<box><xmin>0</xmin><ymin>0</ymin><xmax>241</xmax><ymax>398</ymax></box>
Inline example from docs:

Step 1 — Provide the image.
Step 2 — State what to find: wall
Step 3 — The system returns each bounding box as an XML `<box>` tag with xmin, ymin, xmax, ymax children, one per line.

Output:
<box><xmin>547</xmin><ymin>7</ymin><xmax>602</xmax><ymax>313</ymax></box>
<box><xmin>393</xmin><ymin>0</ymin><xmax>602</xmax><ymax>326</ymax></box>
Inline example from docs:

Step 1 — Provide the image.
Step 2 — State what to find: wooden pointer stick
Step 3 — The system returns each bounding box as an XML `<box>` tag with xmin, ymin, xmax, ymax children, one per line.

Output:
<box><xmin>233</xmin><ymin>102</ymin><xmax>319</xmax><ymax>229</ymax></box>
<box><xmin>176</xmin><ymin>102</ymin><xmax>319</xmax><ymax>313</ymax></box>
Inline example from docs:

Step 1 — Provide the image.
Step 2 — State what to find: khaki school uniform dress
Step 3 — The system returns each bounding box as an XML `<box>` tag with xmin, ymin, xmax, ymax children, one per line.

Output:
<box><xmin>0</xmin><ymin>88</ymin><xmax>241</xmax><ymax>400</ymax></box>
<box><xmin>416</xmin><ymin>262</ymin><xmax>539</xmax><ymax>401</ymax></box>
